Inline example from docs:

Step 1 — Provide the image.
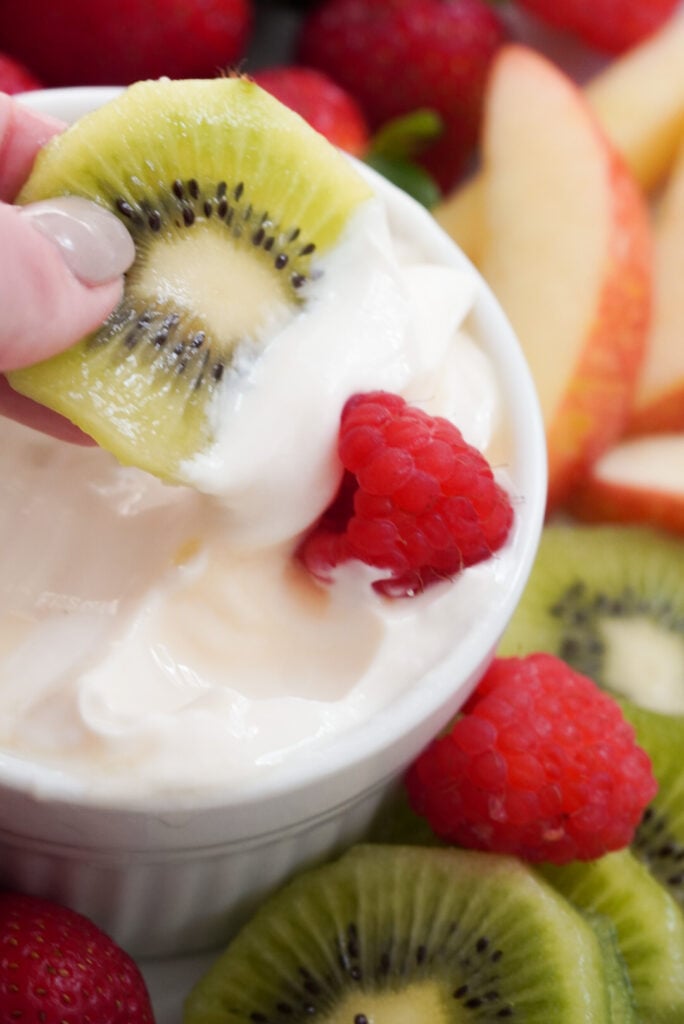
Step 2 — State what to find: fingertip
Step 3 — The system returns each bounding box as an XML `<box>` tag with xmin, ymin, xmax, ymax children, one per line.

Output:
<box><xmin>0</xmin><ymin>94</ymin><xmax>65</xmax><ymax>201</ymax></box>
<box><xmin>21</xmin><ymin>196</ymin><xmax>136</xmax><ymax>285</ymax></box>
<box><xmin>0</xmin><ymin>203</ymin><xmax>126</xmax><ymax>371</ymax></box>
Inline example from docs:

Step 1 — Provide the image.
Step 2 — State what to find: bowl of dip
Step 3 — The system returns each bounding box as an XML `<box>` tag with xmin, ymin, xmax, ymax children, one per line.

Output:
<box><xmin>0</xmin><ymin>86</ymin><xmax>546</xmax><ymax>957</ymax></box>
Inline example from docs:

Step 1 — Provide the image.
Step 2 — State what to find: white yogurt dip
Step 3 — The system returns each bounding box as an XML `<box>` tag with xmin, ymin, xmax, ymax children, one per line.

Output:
<box><xmin>0</xmin><ymin>184</ymin><xmax>518</xmax><ymax>802</ymax></box>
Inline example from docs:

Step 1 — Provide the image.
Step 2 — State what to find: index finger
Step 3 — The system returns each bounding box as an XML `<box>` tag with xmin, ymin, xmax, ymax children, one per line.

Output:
<box><xmin>0</xmin><ymin>92</ymin><xmax>65</xmax><ymax>202</ymax></box>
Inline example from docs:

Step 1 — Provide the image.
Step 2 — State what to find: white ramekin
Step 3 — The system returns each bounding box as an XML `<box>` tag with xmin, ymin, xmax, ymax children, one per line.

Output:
<box><xmin>1</xmin><ymin>86</ymin><xmax>547</xmax><ymax>958</ymax></box>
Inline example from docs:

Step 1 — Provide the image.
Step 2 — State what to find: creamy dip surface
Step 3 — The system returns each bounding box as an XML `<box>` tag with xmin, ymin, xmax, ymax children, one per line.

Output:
<box><xmin>0</xmin><ymin>189</ymin><xmax>519</xmax><ymax>803</ymax></box>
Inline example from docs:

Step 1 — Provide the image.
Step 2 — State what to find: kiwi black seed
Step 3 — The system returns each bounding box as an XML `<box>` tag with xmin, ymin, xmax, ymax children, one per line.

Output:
<box><xmin>8</xmin><ymin>77</ymin><xmax>372</xmax><ymax>483</ymax></box>
<box><xmin>539</xmin><ymin>849</ymin><xmax>684</xmax><ymax>1023</ymax></box>
<box><xmin>183</xmin><ymin>844</ymin><xmax>614</xmax><ymax>1023</ymax></box>
<box><xmin>499</xmin><ymin>523</ymin><xmax>684</xmax><ymax>713</ymax></box>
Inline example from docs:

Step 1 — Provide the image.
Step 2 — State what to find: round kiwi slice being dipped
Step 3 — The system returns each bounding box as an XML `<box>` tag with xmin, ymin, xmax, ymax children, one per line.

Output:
<box><xmin>184</xmin><ymin>844</ymin><xmax>614</xmax><ymax>1023</ymax></box>
<box><xmin>8</xmin><ymin>77</ymin><xmax>372</xmax><ymax>484</ymax></box>
<box><xmin>499</xmin><ymin>523</ymin><xmax>684</xmax><ymax>714</ymax></box>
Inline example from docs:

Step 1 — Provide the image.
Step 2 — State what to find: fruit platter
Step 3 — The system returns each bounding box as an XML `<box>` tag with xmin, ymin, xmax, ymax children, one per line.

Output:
<box><xmin>2</xmin><ymin>1</ymin><xmax>684</xmax><ymax>1023</ymax></box>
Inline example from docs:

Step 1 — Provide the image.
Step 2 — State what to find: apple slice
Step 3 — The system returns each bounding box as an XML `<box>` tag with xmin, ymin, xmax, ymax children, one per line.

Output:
<box><xmin>479</xmin><ymin>44</ymin><xmax>651</xmax><ymax>512</ymax></box>
<box><xmin>435</xmin><ymin>12</ymin><xmax>684</xmax><ymax>264</ymax></box>
<box><xmin>627</xmin><ymin>139</ymin><xmax>684</xmax><ymax>434</ymax></box>
<box><xmin>585</xmin><ymin>10</ymin><xmax>684</xmax><ymax>193</ymax></box>
<box><xmin>568</xmin><ymin>434</ymin><xmax>684</xmax><ymax>534</ymax></box>
<box><xmin>434</xmin><ymin>174</ymin><xmax>485</xmax><ymax>267</ymax></box>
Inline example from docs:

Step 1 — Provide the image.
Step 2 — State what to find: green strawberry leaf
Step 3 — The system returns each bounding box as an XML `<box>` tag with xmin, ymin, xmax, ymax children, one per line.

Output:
<box><xmin>368</xmin><ymin>108</ymin><xmax>444</xmax><ymax>161</ymax></box>
<box><xmin>364</xmin><ymin>153</ymin><xmax>442</xmax><ymax>210</ymax></box>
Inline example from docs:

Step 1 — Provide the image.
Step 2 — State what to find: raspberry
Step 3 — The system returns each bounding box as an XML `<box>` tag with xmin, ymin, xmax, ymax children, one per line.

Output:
<box><xmin>405</xmin><ymin>653</ymin><xmax>658</xmax><ymax>863</ymax></box>
<box><xmin>298</xmin><ymin>391</ymin><xmax>513</xmax><ymax>597</ymax></box>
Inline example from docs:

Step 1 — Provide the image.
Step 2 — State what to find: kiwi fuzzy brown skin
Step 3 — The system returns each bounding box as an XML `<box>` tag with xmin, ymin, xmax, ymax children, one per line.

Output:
<box><xmin>184</xmin><ymin>843</ymin><xmax>614</xmax><ymax>1023</ymax></box>
<box><xmin>8</xmin><ymin>77</ymin><xmax>372</xmax><ymax>484</ymax></box>
<box><xmin>499</xmin><ymin>523</ymin><xmax>684</xmax><ymax>714</ymax></box>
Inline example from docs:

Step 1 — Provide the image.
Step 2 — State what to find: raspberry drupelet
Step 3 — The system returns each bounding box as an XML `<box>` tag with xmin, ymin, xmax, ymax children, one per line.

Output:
<box><xmin>405</xmin><ymin>653</ymin><xmax>658</xmax><ymax>864</ymax></box>
<box><xmin>298</xmin><ymin>390</ymin><xmax>514</xmax><ymax>597</ymax></box>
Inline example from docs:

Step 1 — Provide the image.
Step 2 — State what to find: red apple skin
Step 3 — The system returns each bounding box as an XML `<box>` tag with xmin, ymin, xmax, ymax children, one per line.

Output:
<box><xmin>570</xmin><ymin>480</ymin><xmax>684</xmax><ymax>534</ymax></box>
<box><xmin>567</xmin><ymin>431</ymin><xmax>684</xmax><ymax>534</ymax></box>
<box><xmin>546</xmin><ymin>149</ymin><xmax>652</xmax><ymax>514</ymax></box>
<box><xmin>479</xmin><ymin>45</ymin><xmax>653</xmax><ymax>516</ymax></box>
<box><xmin>628</xmin><ymin>394</ymin><xmax>684</xmax><ymax>436</ymax></box>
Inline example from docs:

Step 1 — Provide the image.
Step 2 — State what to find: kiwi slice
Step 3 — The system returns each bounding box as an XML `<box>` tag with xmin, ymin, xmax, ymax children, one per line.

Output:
<box><xmin>618</xmin><ymin>702</ymin><xmax>684</xmax><ymax>916</ymax></box>
<box><xmin>499</xmin><ymin>523</ymin><xmax>684</xmax><ymax>713</ymax></box>
<box><xmin>8</xmin><ymin>77</ymin><xmax>372</xmax><ymax>483</ymax></box>
<box><xmin>366</xmin><ymin>784</ymin><xmax>442</xmax><ymax>847</ymax></box>
<box><xmin>582</xmin><ymin>913</ymin><xmax>637</xmax><ymax>1024</ymax></box>
<box><xmin>184</xmin><ymin>844</ymin><xmax>614</xmax><ymax>1023</ymax></box>
<box><xmin>539</xmin><ymin>849</ymin><xmax>684</xmax><ymax>1023</ymax></box>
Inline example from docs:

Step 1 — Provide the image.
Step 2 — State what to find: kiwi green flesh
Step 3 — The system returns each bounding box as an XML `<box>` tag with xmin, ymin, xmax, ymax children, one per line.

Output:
<box><xmin>499</xmin><ymin>524</ymin><xmax>684</xmax><ymax>714</ymax></box>
<box><xmin>366</xmin><ymin>784</ymin><xmax>443</xmax><ymax>847</ymax></box>
<box><xmin>8</xmin><ymin>77</ymin><xmax>372</xmax><ymax>483</ymax></box>
<box><xmin>540</xmin><ymin>849</ymin><xmax>684</xmax><ymax>1023</ymax></box>
<box><xmin>184</xmin><ymin>844</ymin><xmax>612</xmax><ymax>1024</ymax></box>
<box><xmin>581</xmin><ymin>913</ymin><xmax>637</xmax><ymax>1024</ymax></box>
<box><xmin>618</xmin><ymin>703</ymin><xmax>684</xmax><ymax>916</ymax></box>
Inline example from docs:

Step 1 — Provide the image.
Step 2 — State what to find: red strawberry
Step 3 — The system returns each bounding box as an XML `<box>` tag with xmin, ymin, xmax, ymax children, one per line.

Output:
<box><xmin>252</xmin><ymin>66</ymin><xmax>370</xmax><ymax>156</ymax></box>
<box><xmin>514</xmin><ymin>0</ymin><xmax>680</xmax><ymax>54</ymax></box>
<box><xmin>0</xmin><ymin>51</ymin><xmax>41</xmax><ymax>94</ymax></box>
<box><xmin>0</xmin><ymin>891</ymin><xmax>155</xmax><ymax>1023</ymax></box>
<box><xmin>297</xmin><ymin>0</ymin><xmax>506</xmax><ymax>192</ymax></box>
<box><xmin>0</xmin><ymin>0</ymin><xmax>253</xmax><ymax>87</ymax></box>
<box><xmin>406</xmin><ymin>653</ymin><xmax>658</xmax><ymax>863</ymax></box>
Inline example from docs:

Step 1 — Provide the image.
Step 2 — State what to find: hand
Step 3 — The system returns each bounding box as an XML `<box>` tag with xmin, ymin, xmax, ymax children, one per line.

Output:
<box><xmin>0</xmin><ymin>92</ymin><xmax>135</xmax><ymax>443</ymax></box>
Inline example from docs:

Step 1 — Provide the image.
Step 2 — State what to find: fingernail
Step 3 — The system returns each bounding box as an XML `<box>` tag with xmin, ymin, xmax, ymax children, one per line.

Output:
<box><xmin>21</xmin><ymin>195</ymin><xmax>136</xmax><ymax>285</ymax></box>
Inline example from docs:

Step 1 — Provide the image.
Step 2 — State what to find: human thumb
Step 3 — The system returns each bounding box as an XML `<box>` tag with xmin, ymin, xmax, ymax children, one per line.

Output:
<box><xmin>0</xmin><ymin>196</ymin><xmax>135</xmax><ymax>373</ymax></box>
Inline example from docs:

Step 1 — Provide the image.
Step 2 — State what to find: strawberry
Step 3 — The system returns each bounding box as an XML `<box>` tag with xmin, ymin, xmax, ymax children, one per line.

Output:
<box><xmin>0</xmin><ymin>51</ymin><xmax>41</xmax><ymax>94</ymax></box>
<box><xmin>0</xmin><ymin>0</ymin><xmax>253</xmax><ymax>87</ymax></box>
<box><xmin>252</xmin><ymin>66</ymin><xmax>370</xmax><ymax>156</ymax></box>
<box><xmin>514</xmin><ymin>0</ymin><xmax>680</xmax><ymax>54</ymax></box>
<box><xmin>0</xmin><ymin>890</ymin><xmax>155</xmax><ymax>1023</ymax></box>
<box><xmin>297</xmin><ymin>0</ymin><xmax>506</xmax><ymax>192</ymax></box>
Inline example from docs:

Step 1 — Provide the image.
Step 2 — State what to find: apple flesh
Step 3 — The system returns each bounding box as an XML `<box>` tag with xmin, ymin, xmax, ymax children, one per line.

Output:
<box><xmin>434</xmin><ymin>175</ymin><xmax>485</xmax><ymax>267</ymax></box>
<box><xmin>569</xmin><ymin>434</ymin><xmax>684</xmax><ymax>534</ymax></box>
<box><xmin>435</xmin><ymin>12</ymin><xmax>684</xmax><ymax>264</ymax></box>
<box><xmin>628</xmin><ymin>139</ymin><xmax>684</xmax><ymax>434</ymax></box>
<box><xmin>479</xmin><ymin>45</ymin><xmax>652</xmax><ymax>512</ymax></box>
<box><xmin>586</xmin><ymin>10</ymin><xmax>684</xmax><ymax>193</ymax></box>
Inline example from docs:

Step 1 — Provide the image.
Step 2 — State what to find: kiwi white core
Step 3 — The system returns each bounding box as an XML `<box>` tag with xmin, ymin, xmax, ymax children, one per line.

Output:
<box><xmin>329</xmin><ymin>984</ymin><xmax>447</xmax><ymax>1023</ymax></box>
<box><xmin>135</xmin><ymin>233</ymin><xmax>292</xmax><ymax>344</ymax></box>
<box><xmin>600</xmin><ymin>616</ymin><xmax>684</xmax><ymax>713</ymax></box>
